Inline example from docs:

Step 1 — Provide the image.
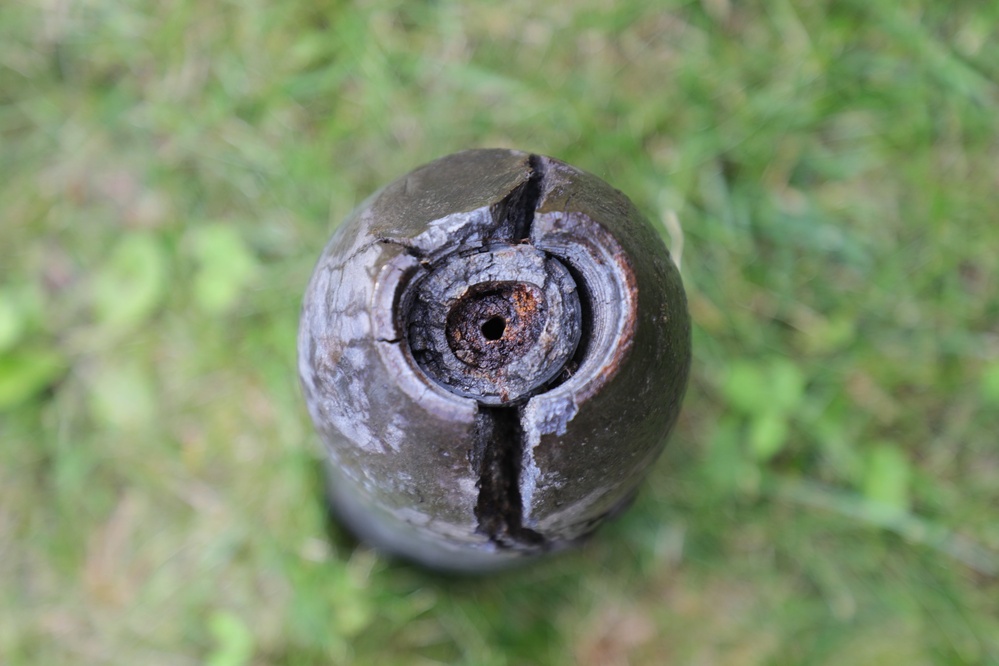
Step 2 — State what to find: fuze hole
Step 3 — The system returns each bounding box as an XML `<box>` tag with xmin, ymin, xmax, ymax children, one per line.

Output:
<box><xmin>481</xmin><ymin>316</ymin><xmax>506</xmax><ymax>341</ymax></box>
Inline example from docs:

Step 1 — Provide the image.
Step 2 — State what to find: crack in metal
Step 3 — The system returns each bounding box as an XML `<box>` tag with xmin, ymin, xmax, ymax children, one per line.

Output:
<box><xmin>472</xmin><ymin>406</ymin><xmax>544</xmax><ymax>548</ymax></box>
<box><xmin>471</xmin><ymin>156</ymin><xmax>556</xmax><ymax>549</ymax></box>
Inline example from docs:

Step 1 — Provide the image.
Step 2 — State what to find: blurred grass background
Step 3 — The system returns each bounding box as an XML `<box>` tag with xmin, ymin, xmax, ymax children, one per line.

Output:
<box><xmin>2</xmin><ymin>0</ymin><xmax>999</xmax><ymax>663</ymax></box>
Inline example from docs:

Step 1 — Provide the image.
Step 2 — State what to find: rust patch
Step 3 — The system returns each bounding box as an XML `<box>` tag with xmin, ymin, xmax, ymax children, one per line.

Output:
<box><xmin>445</xmin><ymin>282</ymin><xmax>547</xmax><ymax>371</ymax></box>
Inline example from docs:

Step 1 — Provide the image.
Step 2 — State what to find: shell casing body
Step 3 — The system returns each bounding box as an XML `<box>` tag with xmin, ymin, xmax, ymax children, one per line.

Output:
<box><xmin>298</xmin><ymin>149</ymin><xmax>690</xmax><ymax>571</ymax></box>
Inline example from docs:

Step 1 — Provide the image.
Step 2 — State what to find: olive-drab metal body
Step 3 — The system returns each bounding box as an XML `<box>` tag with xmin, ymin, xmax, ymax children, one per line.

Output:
<box><xmin>298</xmin><ymin>149</ymin><xmax>690</xmax><ymax>571</ymax></box>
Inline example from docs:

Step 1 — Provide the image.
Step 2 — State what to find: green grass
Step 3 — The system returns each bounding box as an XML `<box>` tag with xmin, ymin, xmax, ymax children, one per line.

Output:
<box><xmin>3</xmin><ymin>0</ymin><xmax>998</xmax><ymax>663</ymax></box>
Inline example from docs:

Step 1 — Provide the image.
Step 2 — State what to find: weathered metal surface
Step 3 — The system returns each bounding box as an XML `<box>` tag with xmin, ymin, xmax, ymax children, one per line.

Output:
<box><xmin>298</xmin><ymin>148</ymin><xmax>691</xmax><ymax>571</ymax></box>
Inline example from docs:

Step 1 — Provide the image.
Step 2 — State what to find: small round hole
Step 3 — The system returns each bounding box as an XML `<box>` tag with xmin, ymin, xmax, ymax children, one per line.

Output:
<box><xmin>481</xmin><ymin>316</ymin><xmax>506</xmax><ymax>341</ymax></box>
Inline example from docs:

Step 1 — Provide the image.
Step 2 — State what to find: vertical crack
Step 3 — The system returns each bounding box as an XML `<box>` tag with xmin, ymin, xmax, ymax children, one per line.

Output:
<box><xmin>517</xmin><ymin>154</ymin><xmax>546</xmax><ymax>240</ymax></box>
<box><xmin>469</xmin><ymin>154</ymin><xmax>550</xmax><ymax>548</ymax></box>
<box><xmin>489</xmin><ymin>153</ymin><xmax>547</xmax><ymax>243</ymax></box>
<box><xmin>473</xmin><ymin>406</ymin><xmax>544</xmax><ymax>548</ymax></box>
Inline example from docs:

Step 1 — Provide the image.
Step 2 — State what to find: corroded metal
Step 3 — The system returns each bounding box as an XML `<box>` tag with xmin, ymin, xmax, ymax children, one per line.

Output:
<box><xmin>298</xmin><ymin>149</ymin><xmax>691</xmax><ymax>571</ymax></box>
